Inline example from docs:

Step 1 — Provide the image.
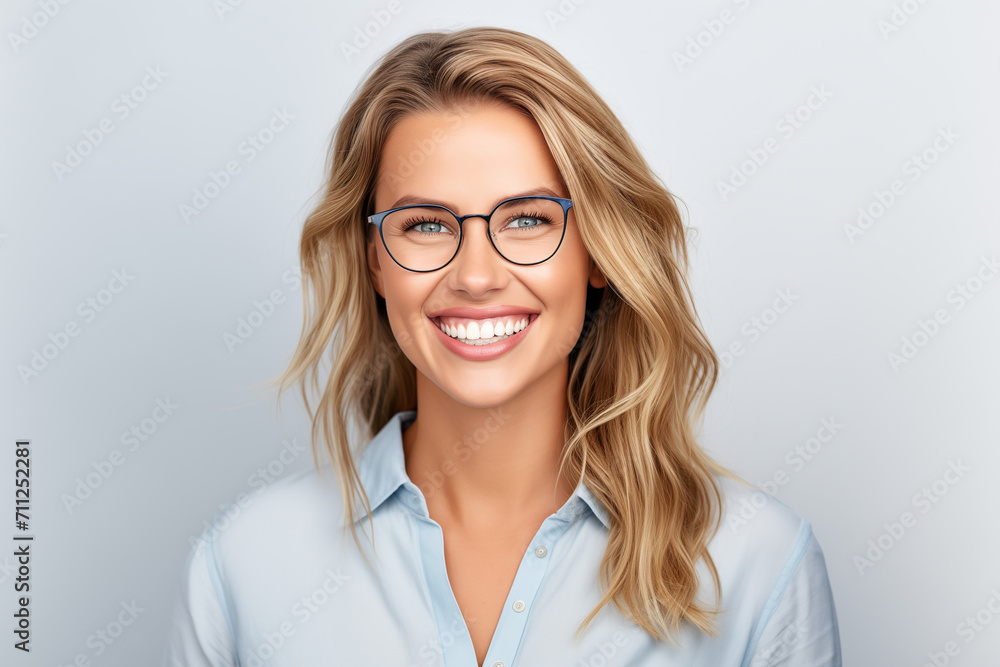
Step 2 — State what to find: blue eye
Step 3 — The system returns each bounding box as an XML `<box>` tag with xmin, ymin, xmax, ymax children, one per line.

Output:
<box><xmin>401</xmin><ymin>218</ymin><xmax>449</xmax><ymax>233</ymax></box>
<box><xmin>510</xmin><ymin>216</ymin><xmax>542</xmax><ymax>228</ymax></box>
<box><xmin>503</xmin><ymin>210</ymin><xmax>554</xmax><ymax>230</ymax></box>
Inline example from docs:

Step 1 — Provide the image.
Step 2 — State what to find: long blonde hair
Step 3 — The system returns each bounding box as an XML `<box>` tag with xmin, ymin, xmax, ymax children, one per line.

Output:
<box><xmin>271</xmin><ymin>26</ymin><xmax>747</xmax><ymax>645</ymax></box>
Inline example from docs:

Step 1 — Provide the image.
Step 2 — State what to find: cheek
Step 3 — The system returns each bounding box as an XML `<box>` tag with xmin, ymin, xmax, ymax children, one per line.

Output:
<box><xmin>384</xmin><ymin>293</ymin><xmax>420</xmax><ymax>343</ymax></box>
<box><xmin>538</xmin><ymin>262</ymin><xmax>592</xmax><ymax>356</ymax></box>
<box><xmin>381</xmin><ymin>275</ymin><xmax>436</xmax><ymax>348</ymax></box>
<box><xmin>383</xmin><ymin>305</ymin><xmax>411</xmax><ymax>351</ymax></box>
<box><xmin>553</xmin><ymin>238</ymin><xmax>594</xmax><ymax>299</ymax></box>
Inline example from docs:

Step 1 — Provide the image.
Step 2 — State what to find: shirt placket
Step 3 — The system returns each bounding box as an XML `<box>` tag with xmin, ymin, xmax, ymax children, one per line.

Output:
<box><xmin>408</xmin><ymin>484</ymin><xmax>577</xmax><ymax>667</ymax></box>
<box><xmin>480</xmin><ymin>515</ymin><xmax>573</xmax><ymax>667</ymax></box>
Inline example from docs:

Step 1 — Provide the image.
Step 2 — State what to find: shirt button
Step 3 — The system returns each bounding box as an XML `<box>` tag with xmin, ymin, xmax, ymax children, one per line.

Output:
<box><xmin>492</xmin><ymin>662</ymin><xmax>504</xmax><ymax>667</ymax></box>
<box><xmin>535</xmin><ymin>545</ymin><xmax>547</xmax><ymax>558</ymax></box>
<box><xmin>512</xmin><ymin>600</ymin><xmax>525</xmax><ymax>612</ymax></box>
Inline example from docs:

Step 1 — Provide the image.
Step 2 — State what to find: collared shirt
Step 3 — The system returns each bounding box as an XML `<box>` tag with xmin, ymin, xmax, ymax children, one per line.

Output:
<box><xmin>163</xmin><ymin>410</ymin><xmax>841</xmax><ymax>666</ymax></box>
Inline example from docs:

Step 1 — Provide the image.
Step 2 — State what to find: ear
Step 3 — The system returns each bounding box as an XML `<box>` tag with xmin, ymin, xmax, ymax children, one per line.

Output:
<box><xmin>367</xmin><ymin>230</ymin><xmax>386</xmax><ymax>298</ymax></box>
<box><xmin>588</xmin><ymin>256</ymin><xmax>607</xmax><ymax>289</ymax></box>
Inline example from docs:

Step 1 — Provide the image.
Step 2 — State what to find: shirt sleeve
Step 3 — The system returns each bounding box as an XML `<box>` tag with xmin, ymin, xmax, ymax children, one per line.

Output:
<box><xmin>161</xmin><ymin>534</ymin><xmax>239</xmax><ymax>667</ymax></box>
<box><xmin>744</xmin><ymin>525</ymin><xmax>842</xmax><ymax>667</ymax></box>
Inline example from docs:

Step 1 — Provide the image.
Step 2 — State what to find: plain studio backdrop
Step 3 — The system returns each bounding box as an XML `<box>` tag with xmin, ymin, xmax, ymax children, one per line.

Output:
<box><xmin>2</xmin><ymin>1</ymin><xmax>999</xmax><ymax>665</ymax></box>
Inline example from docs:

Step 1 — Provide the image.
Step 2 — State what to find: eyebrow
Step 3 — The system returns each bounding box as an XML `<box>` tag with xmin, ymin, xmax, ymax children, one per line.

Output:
<box><xmin>388</xmin><ymin>187</ymin><xmax>564</xmax><ymax>212</ymax></box>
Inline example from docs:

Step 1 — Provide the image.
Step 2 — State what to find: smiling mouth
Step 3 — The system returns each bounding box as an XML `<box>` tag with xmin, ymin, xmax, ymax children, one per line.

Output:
<box><xmin>432</xmin><ymin>314</ymin><xmax>537</xmax><ymax>346</ymax></box>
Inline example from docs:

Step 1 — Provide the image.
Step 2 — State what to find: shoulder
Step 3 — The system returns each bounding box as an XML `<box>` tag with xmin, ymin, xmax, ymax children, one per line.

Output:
<box><xmin>201</xmin><ymin>464</ymin><xmax>349</xmax><ymax>562</ymax></box>
<box><xmin>706</xmin><ymin>475</ymin><xmax>842</xmax><ymax>663</ymax></box>
<box><xmin>165</xmin><ymin>466</ymin><xmax>359</xmax><ymax>664</ymax></box>
<box><xmin>704</xmin><ymin>474</ymin><xmax>822</xmax><ymax>614</ymax></box>
<box><xmin>710</xmin><ymin>474</ymin><xmax>815</xmax><ymax>569</ymax></box>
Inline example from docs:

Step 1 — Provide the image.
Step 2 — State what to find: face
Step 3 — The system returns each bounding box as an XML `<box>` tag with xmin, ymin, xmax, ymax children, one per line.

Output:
<box><xmin>367</xmin><ymin>102</ymin><xmax>606</xmax><ymax>409</ymax></box>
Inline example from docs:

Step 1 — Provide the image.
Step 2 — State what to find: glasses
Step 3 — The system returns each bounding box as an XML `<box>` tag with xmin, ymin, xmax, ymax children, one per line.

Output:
<box><xmin>367</xmin><ymin>195</ymin><xmax>573</xmax><ymax>272</ymax></box>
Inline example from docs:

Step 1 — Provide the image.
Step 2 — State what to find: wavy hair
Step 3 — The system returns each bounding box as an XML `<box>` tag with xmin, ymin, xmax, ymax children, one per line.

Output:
<box><xmin>271</xmin><ymin>26</ymin><xmax>748</xmax><ymax>645</ymax></box>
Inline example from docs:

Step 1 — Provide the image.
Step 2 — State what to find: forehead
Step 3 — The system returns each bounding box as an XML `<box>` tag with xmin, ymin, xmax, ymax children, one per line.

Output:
<box><xmin>374</xmin><ymin>103</ymin><xmax>566</xmax><ymax>213</ymax></box>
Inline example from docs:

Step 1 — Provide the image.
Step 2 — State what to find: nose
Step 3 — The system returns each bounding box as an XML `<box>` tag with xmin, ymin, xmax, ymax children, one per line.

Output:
<box><xmin>446</xmin><ymin>216</ymin><xmax>508</xmax><ymax>290</ymax></box>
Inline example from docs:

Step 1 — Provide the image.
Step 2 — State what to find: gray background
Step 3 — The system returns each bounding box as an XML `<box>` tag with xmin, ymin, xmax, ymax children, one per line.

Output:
<box><xmin>2</xmin><ymin>0</ymin><xmax>998</xmax><ymax>665</ymax></box>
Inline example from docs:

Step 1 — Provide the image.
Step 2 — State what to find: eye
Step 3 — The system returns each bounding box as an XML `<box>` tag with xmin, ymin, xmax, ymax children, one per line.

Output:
<box><xmin>509</xmin><ymin>216</ymin><xmax>541</xmax><ymax>228</ymax></box>
<box><xmin>504</xmin><ymin>211</ymin><xmax>553</xmax><ymax>230</ymax></box>
<box><xmin>402</xmin><ymin>218</ymin><xmax>450</xmax><ymax>234</ymax></box>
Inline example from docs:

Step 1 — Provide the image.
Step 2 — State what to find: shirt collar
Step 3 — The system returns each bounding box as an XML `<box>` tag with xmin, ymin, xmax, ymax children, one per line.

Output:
<box><xmin>349</xmin><ymin>409</ymin><xmax>610</xmax><ymax>529</ymax></box>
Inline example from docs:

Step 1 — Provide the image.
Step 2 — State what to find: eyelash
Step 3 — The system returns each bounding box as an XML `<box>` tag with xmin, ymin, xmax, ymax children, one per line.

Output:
<box><xmin>399</xmin><ymin>210</ymin><xmax>555</xmax><ymax>232</ymax></box>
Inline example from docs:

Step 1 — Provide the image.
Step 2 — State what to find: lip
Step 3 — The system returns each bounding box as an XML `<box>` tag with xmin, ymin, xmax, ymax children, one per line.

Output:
<box><xmin>427</xmin><ymin>305</ymin><xmax>540</xmax><ymax>319</ymax></box>
<box><xmin>430</xmin><ymin>312</ymin><xmax>538</xmax><ymax>361</ymax></box>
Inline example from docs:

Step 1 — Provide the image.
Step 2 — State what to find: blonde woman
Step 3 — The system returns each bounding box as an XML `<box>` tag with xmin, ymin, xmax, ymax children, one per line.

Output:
<box><xmin>164</xmin><ymin>27</ymin><xmax>841</xmax><ymax>667</ymax></box>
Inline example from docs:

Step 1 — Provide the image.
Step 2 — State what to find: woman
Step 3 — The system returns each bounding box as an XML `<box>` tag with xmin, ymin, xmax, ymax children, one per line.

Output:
<box><xmin>164</xmin><ymin>27</ymin><xmax>841</xmax><ymax>667</ymax></box>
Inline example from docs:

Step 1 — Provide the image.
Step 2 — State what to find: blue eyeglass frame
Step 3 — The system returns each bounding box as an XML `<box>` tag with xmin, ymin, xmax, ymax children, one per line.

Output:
<box><xmin>367</xmin><ymin>195</ymin><xmax>574</xmax><ymax>273</ymax></box>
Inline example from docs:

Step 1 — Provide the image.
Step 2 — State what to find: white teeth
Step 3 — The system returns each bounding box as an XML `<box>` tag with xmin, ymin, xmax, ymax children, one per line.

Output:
<box><xmin>437</xmin><ymin>315</ymin><xmax>532</xmax><ymax>344</ymax></box>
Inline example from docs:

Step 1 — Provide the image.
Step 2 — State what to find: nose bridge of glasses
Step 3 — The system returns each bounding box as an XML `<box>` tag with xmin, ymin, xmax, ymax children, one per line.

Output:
<box><xmin>445</xmin><ymin>211</ymin><xmax>507</xmax><ymax>270</ymax></box>
<box><xmin>456</xmin><ymin>212</ymin><xmax>497</xmax><ymax>241</ymax></box>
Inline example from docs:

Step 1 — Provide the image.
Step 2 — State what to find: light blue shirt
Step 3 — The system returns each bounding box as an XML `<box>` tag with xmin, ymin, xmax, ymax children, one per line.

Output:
<box><xmin>163</xmin><ymin>409</ymin><xmax>841</xmax><ymax>666</ymax></box>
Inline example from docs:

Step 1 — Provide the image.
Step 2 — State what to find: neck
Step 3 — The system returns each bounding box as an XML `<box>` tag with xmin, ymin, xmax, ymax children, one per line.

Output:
<box><xmin>402</xmin><ymin>363</ymin><xmax>577</xmax><ymax>532</ymax></box>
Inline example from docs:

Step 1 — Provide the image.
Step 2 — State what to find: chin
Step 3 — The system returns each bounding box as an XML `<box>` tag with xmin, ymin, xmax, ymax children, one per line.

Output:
<box><xmin>446</xmin><ymin>388</ymin><xmax>517</xmax><ymax>411</ymax></box>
